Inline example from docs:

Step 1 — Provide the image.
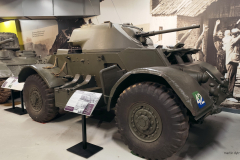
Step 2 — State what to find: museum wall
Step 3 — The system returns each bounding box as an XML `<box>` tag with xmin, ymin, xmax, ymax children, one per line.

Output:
<box><xmin>20</xmin><ymin>20</ymin><xmax>58</xmax><ymax>57</ymax></box>
<box><xmin>0</xmin><ymin>0</ymin><xmax>100</xmax><ymax>17</ymax></box>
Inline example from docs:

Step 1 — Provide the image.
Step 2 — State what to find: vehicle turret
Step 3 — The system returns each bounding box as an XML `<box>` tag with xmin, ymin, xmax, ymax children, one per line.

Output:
<box><xmin>68</xmin><ymin>22</ymin><xmax>200</xmax><ymax>52</ymax></box>
<box><xmin>0</xmin><ymin>33</ymin><xmax>20</xmax><ymax>50</ymax></box>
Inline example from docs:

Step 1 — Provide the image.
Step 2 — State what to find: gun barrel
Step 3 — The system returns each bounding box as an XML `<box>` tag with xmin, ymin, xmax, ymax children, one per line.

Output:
<box><xmin>0</xmin><ymin>38</ymin><xmax>14</xmax><ymax>45</ymax></box>
<box><xmin>136</xmin><ymin>25</ymin><xmax>200</xmax><ymax>37</ymax></box>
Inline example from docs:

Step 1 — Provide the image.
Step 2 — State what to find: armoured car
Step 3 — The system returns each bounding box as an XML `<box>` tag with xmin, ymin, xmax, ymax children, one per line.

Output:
<box><xmin>18</xmin><ymin>22</ymin><xmax>230</xmax><ymax>160</ymax></box>
<box><xmin>0</xmin><ymin>33</ymin><xmax>38</xmax><ymax>103</ymax></box>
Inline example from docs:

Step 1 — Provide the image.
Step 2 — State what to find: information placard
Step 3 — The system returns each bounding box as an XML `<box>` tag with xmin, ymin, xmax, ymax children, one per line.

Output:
<box><xmin>1</xmin><ymin>77</ymin><xmax>25</xmax><ymax>91</ymax></box>
<box><xmin>64</xmin><ymin>90</ymin><xmax>102</xmax><ymax>116</ymax></box>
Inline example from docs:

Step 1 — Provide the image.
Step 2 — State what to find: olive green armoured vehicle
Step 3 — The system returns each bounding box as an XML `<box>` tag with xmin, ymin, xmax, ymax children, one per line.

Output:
<box><xmin>18</xmin><ymin>22</ymin><xmax>230</xmax><ymax>160</ymax></box>
<box><xmin>0</xmin><ymin>33</ymin><xmax>38</xmax><ymax>103</ymax></box>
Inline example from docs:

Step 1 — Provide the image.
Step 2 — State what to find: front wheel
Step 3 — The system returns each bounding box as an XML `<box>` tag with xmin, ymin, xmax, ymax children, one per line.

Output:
<box><xmin>23</xmin><ymin>74</ymin><xmax>58</xmax><ymax>122</ymax></box>
<box><xmin>0</xmin><ymin>79</ymin><xmax>11</xmax><ymax>104</ymax></box>
<box><xmin>115</xmin><ymin>82</ymin><xmax>189</xmax><ymax>160</ymax></box>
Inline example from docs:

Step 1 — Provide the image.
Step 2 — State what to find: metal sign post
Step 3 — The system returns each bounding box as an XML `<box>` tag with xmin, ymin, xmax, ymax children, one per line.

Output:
<box><xmin>2</xmin><ymin>77</ymin><xmax>27</xmax><ymax>115</ymax></box>
<box><xmin>67</xmin><ymin>115</ymin><xmax>103</xmax><ymax>158</ymax></box>
<box><xmin>5</xmin><ymin>90</ymin><xmax>27</xmax><ymax>115</ymax></box>
<box><xmin>65</xmin><ymin>91</ymin><xmax>103</xmax><ymax>158</ymax></box>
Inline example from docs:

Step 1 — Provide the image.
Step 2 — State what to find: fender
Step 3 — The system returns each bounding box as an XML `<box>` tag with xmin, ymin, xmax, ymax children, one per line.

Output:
<box><xmin>18</xmin><ymin>64</ymin><xmax>66</xmax><ymax>88</ymax></box>
<box><xmin>0</xmin><ymin>62</ymin><xmax>13</xmax><ymax>78</ymax></box>
<box><xmin>108</xmin><ymin>66</ymin><xmax>214</xmax><ymax>119</ymax></box>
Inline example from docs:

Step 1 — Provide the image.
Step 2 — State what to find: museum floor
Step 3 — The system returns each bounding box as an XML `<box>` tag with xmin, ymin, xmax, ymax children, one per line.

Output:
<box><xmin>0</xmin><ymin>100</ymin><xmax>240</xmax><ymax>160</ymax></box>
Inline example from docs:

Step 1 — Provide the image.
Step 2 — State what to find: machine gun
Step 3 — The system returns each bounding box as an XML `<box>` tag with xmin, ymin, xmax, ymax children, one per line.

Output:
<box><xmin>0</xmin><ymin>35</ymin><xmax>20</xmax><ymax>50</ymax></box>
<box><xmin>0</xmin><ymin>38</ymin><xmax>14</xmax><ymax>49</ymax></box>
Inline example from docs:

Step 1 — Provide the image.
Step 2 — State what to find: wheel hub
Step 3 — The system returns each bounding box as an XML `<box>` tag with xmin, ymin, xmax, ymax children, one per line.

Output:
<box><xmin>137</xmin><ymin>115</ymin><xmax>150</xmax><ymax>131</ymax></box>
<box><xmin>129</xmin><ymin>103</ymin><xmax>162</xmax><ymax>142</ymax></box>
<box><xmin>29</xmin><ymin>87</ymin><xmax>43</xmax><ymax>112</ymax></box>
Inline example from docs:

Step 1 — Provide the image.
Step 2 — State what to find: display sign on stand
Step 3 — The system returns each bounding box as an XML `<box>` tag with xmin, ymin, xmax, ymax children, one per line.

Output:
<box><xmin>1</xmin><ymin>77</ymin><xmax>27</xmax><ymax>115</ymax></box>
<box><xmin>64</xmin><ymin>90</ymin><xmax>103</xmax><ymax>158</ymax></box>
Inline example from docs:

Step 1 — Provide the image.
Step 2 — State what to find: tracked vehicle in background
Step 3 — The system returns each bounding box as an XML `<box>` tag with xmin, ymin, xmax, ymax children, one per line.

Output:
<box><xmin>18</xmin><ymin>22</ymin><xmax>230</xmax><ymax>159</ymax></box>
<box><xmin>0</xmin><ymin>33</ymin><xmax>38</xmax><ymax>103</ymax></box>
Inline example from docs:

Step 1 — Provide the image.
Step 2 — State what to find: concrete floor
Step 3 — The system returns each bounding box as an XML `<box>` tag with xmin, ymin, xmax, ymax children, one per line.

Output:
<box><xmin>0</xmin><ymin>101</ymin><xmax>240</xmax><ymax>160</ymax></box>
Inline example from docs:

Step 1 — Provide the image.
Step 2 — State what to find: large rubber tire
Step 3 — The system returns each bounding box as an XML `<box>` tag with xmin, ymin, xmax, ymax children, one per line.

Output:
<box><xmin>0</xmin><ymin>79</ymin><xmax>11</xmax><ymax>104</ymax></box>
<box><xmin>115</xmin><ymin>82</ymin><xmax>189</xmax><ymax>160</ymax></box>
<box><xmin>23</xmin><ymin>74</ymin><xmax>58</xmax><ymax>122</ymax></box>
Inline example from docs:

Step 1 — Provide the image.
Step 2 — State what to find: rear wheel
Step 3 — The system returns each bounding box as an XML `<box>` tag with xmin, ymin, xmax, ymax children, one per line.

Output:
<box><xmin>23</xmin><ymin>74</ymin><xmax>58</xmax><ymax>122</ymax></box>
<box><xmin>115</xmin><ymin>82</ymin><xmax>189</xmax><ymax>160</ymax></box>
<box><xmin>0</xmin><ymin>79</ymin><xmax>11</xmax><ymax>104</ymax></box>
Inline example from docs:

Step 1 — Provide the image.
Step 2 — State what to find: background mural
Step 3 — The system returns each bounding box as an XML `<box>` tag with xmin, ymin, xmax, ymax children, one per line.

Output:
<box><xmin>150</xmin><ymin>0</ymin><xmax>240</xmax><ymax>105</ymax></box>
<box><xmin>20</xmin><ymin>20</ymin><xmax>58</xmax><ymax>57</ymax></box>
<box><xmin>20</xmin><ymin>18</ymin><xmax>86</xmax><ymax>57</ymax></box>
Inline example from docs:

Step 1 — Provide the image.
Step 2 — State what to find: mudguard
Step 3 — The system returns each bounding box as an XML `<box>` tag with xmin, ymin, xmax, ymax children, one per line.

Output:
<box><xmin>108</xmin><ymin>66</ymin><xmax>214</xmax><ymax>120</ymax></box>
<box><xmin>0</xmin><ymin>62</ymin><xmax>13</xmax><ymax>78</ymax></box>
<box><xmin>18</xmin><ymin>64</ymin><xmax>66</xmax><ymax>88</ymax></box>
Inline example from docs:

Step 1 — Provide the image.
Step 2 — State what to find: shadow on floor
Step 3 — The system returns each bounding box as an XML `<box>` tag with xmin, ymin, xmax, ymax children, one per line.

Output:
<box><xmin>51</xmin><ymin>112</ymin><xmax>81</xmax><ymax>123</ymax></box>
<box><xmin>50</xmin><ymin>109</ymin><xmax>116</xmax><ymax>124</ymax></box>
<box><xmin>168</xmin><ymin>116</ymin><xmax>231</xmax><ymax>160</ymax></box>
<box><xmin>1</xmin><ymin>101</ymin><xmax>21</xmax><ymax>107</ymax></box>
<box><xmin>53</xmin><ymin>111</ymin><xmax>117</xmax><ymax>144</ymax></box>
<box><xmin>75</xmin><ymin>116</ymin><xmax>116</xmax><ymax>131</ymax></box>
<box><xmin>91</xmin><ymin>110</ymin><xmax>115</xmax><ymax>123</ymax></box>
<box><xmin>110</xmin><ymin>115</ymin><xmax>231</xmax><ymax>160</ymax></box>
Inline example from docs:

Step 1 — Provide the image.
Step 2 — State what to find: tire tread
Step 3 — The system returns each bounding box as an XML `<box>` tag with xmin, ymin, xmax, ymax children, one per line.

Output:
<box><xmin>115</xmin><ymin>82</ymin><xmax>189</xmax><ymax>160</ymax></box>
<box><xmin>24</xmin><ymin>74</ymin><xmax>58</xmax><ymax>122</ymax></box>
